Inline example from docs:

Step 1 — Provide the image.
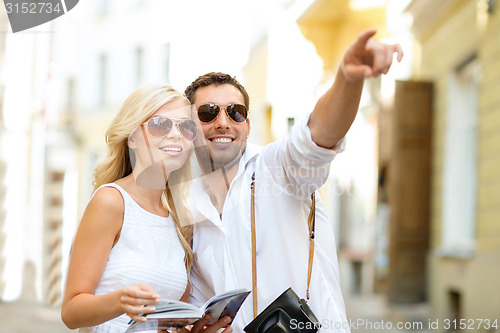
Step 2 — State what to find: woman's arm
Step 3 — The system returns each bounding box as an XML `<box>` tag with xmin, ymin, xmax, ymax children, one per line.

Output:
<box><xmin>61</xmin><ymin>187</ymin><xmax>159</xmax><ymax>329</ymax></box>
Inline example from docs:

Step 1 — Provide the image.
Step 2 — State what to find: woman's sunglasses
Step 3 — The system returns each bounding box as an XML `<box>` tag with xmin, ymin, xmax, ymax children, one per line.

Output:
<box><xmin>143</xmin><ymin>116</ymin><xmax>197</xmax><ymax>141</ymax></box>
<box><xmin>197</xmin><ymin>103</ymin><xmax>248</xmax><ymax>124</ymax></box>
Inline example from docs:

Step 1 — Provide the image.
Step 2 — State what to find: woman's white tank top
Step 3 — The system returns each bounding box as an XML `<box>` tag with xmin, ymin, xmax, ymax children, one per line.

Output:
<box><xmin>79</xmin><ymin>183</ymin><xmax>188</xmax><ymax>333</ymax></box>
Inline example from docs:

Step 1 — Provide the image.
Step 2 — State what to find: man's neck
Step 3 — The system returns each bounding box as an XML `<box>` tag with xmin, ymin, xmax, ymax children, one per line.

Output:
<box><xmin>202</xmin><ymin>163</ymin><xmax>239</xmax><ymax>216</ymax></box>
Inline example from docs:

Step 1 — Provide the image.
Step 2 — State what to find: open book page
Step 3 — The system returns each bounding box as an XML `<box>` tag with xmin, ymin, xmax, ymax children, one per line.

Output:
<box><xmin>125</xmin><ymin>289</ymin><xmax>250</xmax><ymax>332</ymax></box>
<box><xmin>202</xmin><ymin>289</ymin><xmax>250</xmax><ymax>325</ymax></box>
<box><xmin>146</xmin><ymin>300</ymin><xmax>203</xmax><ymax>319</ymax></box>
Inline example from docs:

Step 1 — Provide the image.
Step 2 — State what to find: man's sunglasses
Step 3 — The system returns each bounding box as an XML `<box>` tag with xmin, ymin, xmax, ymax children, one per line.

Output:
<box><xmin>143</xmin><ymin>116</ymin><xmax>197</xmax><ymax>141</ymax></box>
<box><xmin>197</xmin><ymin>103</ymin><xmax>248</xmax><ymax>124</ymax></box>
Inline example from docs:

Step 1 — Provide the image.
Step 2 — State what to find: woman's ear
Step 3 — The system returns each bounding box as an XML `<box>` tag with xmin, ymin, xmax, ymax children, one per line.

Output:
<box><xmin>127</xmin><ymin>134</ymin><xmax>137</xmax><ymax>149</ymax></box>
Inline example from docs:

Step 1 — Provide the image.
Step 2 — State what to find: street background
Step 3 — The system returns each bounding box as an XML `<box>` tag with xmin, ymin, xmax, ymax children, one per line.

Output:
<box><xmin>1</xmin><ymin>0</ymin><xmax>499</xmax><ymax>332</ymax></box>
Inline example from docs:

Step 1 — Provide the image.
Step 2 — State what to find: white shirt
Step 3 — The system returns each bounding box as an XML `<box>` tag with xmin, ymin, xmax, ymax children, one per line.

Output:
<box><xmin>189</xmin><ymin>114</ymin><xmax>350</xmax><ymax>332</ymax></box>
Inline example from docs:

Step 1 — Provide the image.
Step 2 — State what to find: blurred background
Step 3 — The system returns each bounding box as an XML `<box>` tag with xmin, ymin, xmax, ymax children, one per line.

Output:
<box><xmin>0</xmin><ymin>0</ymin><xmax>499</xmax><ymax>332</ymax></box>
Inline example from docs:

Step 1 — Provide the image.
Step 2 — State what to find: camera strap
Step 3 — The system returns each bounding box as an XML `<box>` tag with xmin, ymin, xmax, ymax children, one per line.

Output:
<box><xmin>250</xmin><ymin>172</ymin><xmax>316</xmax><ymax>318</ymax></box>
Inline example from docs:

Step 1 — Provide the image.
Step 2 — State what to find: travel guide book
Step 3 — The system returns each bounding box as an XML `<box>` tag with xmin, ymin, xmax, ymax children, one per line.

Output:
<box><xmin>125</xmin><ymin>289</ymin><xmax>250</xmax><ymax>332</ymax></box>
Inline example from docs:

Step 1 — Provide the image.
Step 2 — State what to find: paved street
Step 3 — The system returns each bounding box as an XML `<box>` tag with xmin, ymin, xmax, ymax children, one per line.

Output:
<box><xmin>345</xmin><ymin>294</ymin><xmax>432</xmax><ymax>332</ymax></box>
<box><xmin>0</xmin><ymin>301</ymin><xmax>74</xmax><ymax>333</ymax></box>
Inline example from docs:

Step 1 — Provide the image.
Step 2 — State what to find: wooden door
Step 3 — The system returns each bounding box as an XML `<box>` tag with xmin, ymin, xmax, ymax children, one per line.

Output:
<box><xmin>388</xmin><ymin>80</ymin><xmax>433</xmax><ymax>303</ymax></box>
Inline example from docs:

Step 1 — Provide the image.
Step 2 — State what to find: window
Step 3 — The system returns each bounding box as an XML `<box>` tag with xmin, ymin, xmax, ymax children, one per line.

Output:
<box><xmin>67</xmin><ymin>78</ymin><xmax>76</xmax><ymax>110</ymax></box>
<box><xmin>441</xmin><ymin>56</ymin><xmax>479</xmax><ymax>256</ymax></box>
<box><xmin>97</xmin><ymin>54</ymin><xmax>108</xmax><ymax>105</ymax></box>
<box><xmin>164</xmin><ymin>43</ymin><xmax>171</xmax><ymax>83</ymax></box>
<box><xmin>135</xmin><ymin>47</ymin><xmax>144</xmax><ymax>87</ymax></box>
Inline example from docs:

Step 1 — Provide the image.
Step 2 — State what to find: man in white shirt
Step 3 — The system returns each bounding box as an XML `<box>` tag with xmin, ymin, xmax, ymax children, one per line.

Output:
<box><xmin>185</xmin><ymin>29</ymin><xmax>403</xmax><ymax>332</ymax></box>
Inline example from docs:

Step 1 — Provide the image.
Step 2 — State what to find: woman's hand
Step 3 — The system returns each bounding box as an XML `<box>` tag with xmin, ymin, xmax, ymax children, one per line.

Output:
<box><xmin>120</xmin><ymin>283</ymin><xmax>160</xmax><ymax>323</ymax></box>
<box><xmin>171</xmin><ymin>315</ymin><xmax>233</xmax><ymax>333</ymax></box>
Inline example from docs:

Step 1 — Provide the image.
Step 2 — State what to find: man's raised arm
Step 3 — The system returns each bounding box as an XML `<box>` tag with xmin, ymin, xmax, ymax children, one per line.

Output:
<box><xmin>308</xmin><ymin>28</ymin><xmax>403</xmax><ymax>149</ymax></box>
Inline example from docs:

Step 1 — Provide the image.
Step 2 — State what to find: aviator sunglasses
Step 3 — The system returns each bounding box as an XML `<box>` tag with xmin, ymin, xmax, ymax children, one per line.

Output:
<box><xmin>197</xmin><ymin>103</ymin><xmax>248</xmax><ymax>124</ymax></box>
<box><xmin>143</xmin><ymin>116</ymin><xmax>197</xmax><ymax>141</ymax></box>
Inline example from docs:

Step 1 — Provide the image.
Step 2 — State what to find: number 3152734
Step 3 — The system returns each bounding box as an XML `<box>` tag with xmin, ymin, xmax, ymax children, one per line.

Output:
<box><xmin>5</xmin><ymin>2</ymin><xmax>63</xmax><ymax>14</ymax></box>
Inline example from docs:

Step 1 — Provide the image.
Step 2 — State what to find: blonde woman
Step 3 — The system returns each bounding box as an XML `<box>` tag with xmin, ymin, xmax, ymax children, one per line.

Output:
<box><xmin>61</xmin><ymin>84</ymin><xmax>231</xmax><ymax>333</ymax></box>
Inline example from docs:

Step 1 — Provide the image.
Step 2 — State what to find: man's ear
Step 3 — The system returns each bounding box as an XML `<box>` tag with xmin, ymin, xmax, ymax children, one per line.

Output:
<box><xmin>246</xmin><ymin>118</ymin><xmax>251</xmax><ymax>138</ymax></box>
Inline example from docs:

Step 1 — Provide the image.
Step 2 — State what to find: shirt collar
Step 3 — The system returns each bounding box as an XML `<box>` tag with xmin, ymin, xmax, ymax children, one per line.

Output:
<box><xmin>233</xmin><ymin>143</ymin><xmax>261</xmax><ymax>181</ymax></box>
<box><xmin>189</xmin><ymin>143</ymin><xmax>262</xmax><ymax>226</ymax></box>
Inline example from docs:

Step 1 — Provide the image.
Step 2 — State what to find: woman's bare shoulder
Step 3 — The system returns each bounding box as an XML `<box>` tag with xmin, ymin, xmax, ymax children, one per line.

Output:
<box><xmin>85</xmin><ymin>185</ymin><xmax>125</xmax><ymax>223</ymax></box>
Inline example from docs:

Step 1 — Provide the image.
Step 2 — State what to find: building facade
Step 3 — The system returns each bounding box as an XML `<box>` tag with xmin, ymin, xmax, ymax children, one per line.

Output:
<box><xmin>408</xmin><ymin>0</ymin><xmax>500</xmax><ymax>326</ymax></box>
<box><xmin>0</xmin><ymin>0</ymin><xmax>257</xmax><ymax>306</ymax></box>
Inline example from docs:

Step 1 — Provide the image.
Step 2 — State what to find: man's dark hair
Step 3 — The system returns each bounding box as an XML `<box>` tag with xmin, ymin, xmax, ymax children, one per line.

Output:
<box><xmin>184</xmin><ymin>72</ymin><xmax>250</xmax><ymax>110</ymax></box>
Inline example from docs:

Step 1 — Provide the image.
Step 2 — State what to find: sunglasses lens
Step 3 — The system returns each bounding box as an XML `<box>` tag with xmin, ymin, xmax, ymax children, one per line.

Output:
<box><xmin>197</xmin><ymin>103</ymin><xmax>248</xmax><ymax>123</ymax></box>
<box><xmin>148</xmin><ymin>116</ymin><xmax>172</xmax><ymax>137</ymax></box>
<box><xmin>179</xmin><ymin>120</ymin><xmax>197</xmax><ymax>140</ymax></box>
<box><xmin>197</xmin><ymin>104</ymin><xmax>220</xmax><ymax>123</ymax></box>
<box><xmin>227</xmin><ymin>104</ymin><xmax>247</xmax><ymax>123</ymax></box>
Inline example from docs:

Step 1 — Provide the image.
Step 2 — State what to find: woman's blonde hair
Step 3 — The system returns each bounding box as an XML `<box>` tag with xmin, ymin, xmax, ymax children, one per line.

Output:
<box><xmin>93</xmin><ymin>84</ymin><xmax>194</xmax><ymax>288</ymax></box>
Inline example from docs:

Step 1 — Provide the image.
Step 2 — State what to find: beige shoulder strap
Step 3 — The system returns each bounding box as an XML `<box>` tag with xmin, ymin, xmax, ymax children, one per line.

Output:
<box><xmin>250</xmin><ymin>173</ymin><xmax>316</xmax><ymax>318</ymax></box>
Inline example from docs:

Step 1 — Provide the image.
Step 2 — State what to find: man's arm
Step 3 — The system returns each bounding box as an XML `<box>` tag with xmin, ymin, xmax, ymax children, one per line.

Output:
<box><xmin>308</xmin><ymin>28</ymin><xmax>403</xmax><ymax>149</ymax></box>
